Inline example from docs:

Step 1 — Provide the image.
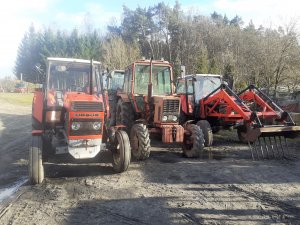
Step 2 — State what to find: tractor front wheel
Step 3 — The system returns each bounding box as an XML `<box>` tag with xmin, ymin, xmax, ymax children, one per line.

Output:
<box><xmin>112</xmin><ymin>130</ymin><xmax>131</xmax><ymax>173</ymax></box>
<box><xmin>196</xmin><ymin>120</ymin><xmax>213</xmax><ymax>147</ymax></box>
<box><xmin>116</xmin><ymin>99</ymin><xmax>134</xmax><ymax>134</ymax></box>
<box><xmin>130</xmin><ymin>124</ymin><xmax>151</xmax><ymax>160</ymax></box>
<box><xmin>183</xmin><ymin>124</ymin><xmax>205</xmax><ymax>158</ymax></box>
<box><xmin>29</xmin><ymin>136</ymin><xmax>44</xmax><ymax>184</ymax></box>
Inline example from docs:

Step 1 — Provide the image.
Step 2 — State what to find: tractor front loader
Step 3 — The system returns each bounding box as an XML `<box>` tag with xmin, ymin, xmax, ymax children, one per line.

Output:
<box><xmin>30</xmin><ymin>58</ymin><xmax>131</xmax><ymax>184</ymax></box>
<box><xmin>111</xmin><ymin>59</ymin><xmax>205</xmax><ymax>159</ymax></box>
<box><xmin>176</xmin><ymin>74</ymin><xmax>300</xmax><ymax>160</ymax></box>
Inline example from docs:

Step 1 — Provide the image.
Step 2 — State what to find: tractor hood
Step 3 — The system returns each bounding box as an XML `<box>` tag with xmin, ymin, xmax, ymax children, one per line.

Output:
<box><xmin>152</xmin><ymin>95</ymin><xmax>181</xmax><ymax>124</ymax></box>
<box><xmin>63</xmin><ymin>92</ymin><xmax>104</xmax><ymax>112</ymax></box>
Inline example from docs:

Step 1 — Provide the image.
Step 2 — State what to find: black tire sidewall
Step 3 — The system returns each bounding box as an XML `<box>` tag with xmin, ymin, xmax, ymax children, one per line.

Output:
<box><xmin>196</xmin><ymin>120</ymin><xmax>213</xmax><ymax>147</ymax></box>
<box><xmin>112</xmin><ymin>130</ymin><xmax>131</xmax><ymax>173</ymax></box>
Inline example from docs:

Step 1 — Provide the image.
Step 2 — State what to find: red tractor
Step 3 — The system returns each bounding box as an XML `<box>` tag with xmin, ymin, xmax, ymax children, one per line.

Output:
<box><xmin>110</xmin><ymin>59</ymin><xmax>205</xmax><ymax>159</ymax></box>
<box><xmin>176</xmin><ymin>74</ymin><xmax>300</xmax><ymax>159</ymax></box>
<box><xmin>30</xmin><ymin>58</ymin><xmax>131</xmax><ymax>184</ymax></box>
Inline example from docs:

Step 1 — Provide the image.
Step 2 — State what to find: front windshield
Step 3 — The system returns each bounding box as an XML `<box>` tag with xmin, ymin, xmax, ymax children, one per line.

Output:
<box><xmin>109</xmin><ymin>71</ymin><xmax>124</xmax><ymax>91</ymax></box>
<box><xmin>176</xmin><ymin>79</ymin><xmax>193</xmax><ymax>94</ymax></box>
<box><xmin>195</xmin><ymin>76</ymin><xmax>221</xmax><ymax>101</ymax></box>
<box><xmin>48</xmin><ymin>61</ymin><xmax>99</xmax><ymax>94</ymax></box>
<box><xmin>134</xmin><ymin>64</ymin><xmax>171</xmax><ymax>95</ymax></box>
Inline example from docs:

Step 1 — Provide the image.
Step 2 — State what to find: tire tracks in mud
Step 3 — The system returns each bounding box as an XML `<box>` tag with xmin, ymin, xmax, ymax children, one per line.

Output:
<box><xmin>1</xmin><ymin>134</ymin><xmax>29</xmax><ymax>154</ymax></box>
<box><xmin>228</xmin><ymin>184</ymin><xmax>300</xmax><ymax>223</ymax></box>
<box><xmin>66</xmin><ymin>205</ymin><xmax>150</xmax><ymax>225</ymax></box>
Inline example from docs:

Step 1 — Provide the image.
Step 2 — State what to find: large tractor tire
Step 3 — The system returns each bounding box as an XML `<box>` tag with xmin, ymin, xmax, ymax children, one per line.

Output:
<box><xmin>112</xmin><ymin>130</ymin><xmax>131</xmax><ymax>173</ymax></box>
<box><xmin>183</xmin><ymin>124</ymin><xmax>205</xmax><ymax>158</ymax></box>
<box><xmin>130</xmin><ymin>123</ymin><xmax>151</xmax><ymax>160</ymax></box>
<box><xmin>196</xmin><ymin>120</ymin><xmax>213</xmax><ymax>147</ymax></box>
<box><xmin>116</xmin><ymin>99</ymin><xmax>134</xmax><ymax>134</ymax></box>
<box><xmin>29</xmin><ymin>136</ymin><xmax>44</xmax><ymax>184</ymax></box>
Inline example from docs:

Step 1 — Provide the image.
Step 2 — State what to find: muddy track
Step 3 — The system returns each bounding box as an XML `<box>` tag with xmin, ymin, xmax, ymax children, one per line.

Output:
<box><xmin>0</xmin><ymin>99</ymin><xmax>31</xmax><ymax>191</ymax></box>
<box><xmin>1</xmin><ymin>100</ymin><xmax>300</xmax><ymax>225</ymax></box>
<box><xmin>228</xmin><ymin>184</ymin><xmax>300</xmax><ymax>223</ymax></box>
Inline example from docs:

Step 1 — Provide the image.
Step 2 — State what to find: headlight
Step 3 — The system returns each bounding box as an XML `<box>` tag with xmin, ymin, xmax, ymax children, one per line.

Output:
<box><xmin>71</xmin><ymin>122</ymin><xmax>81</xmax><ymax>130</ymax></box>
<box><xmin>172</xmin><ymin>115</ymin><xmax>178</xmax><ymax>121</ymax></box>
<box><xmin>162</xmin><ymin>115</ymin><xmax>168</xmax><ymax>122</ymax></box>
<box><xmin>93</xmin><ymin>121</ymin><xmax>102</xmax><ymax>130</ymax></box>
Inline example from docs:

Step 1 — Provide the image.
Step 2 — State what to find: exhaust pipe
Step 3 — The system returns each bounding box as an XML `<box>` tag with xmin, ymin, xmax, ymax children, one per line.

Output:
<box><xmin>90</xmin><ymin>59</ymin><xmax>94</xmax><ymax>95</ymax></box>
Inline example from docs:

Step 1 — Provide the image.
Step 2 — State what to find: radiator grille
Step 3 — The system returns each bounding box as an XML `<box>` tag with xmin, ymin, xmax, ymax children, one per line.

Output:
<box><xmin>163</xmin><ymin>99</ymin><xmax>180</xmax><ymax>114</ymax></box>
<box><xmin>72</xmin><ymin>101</ymin><xmax>103</xmax><ymax>112</ymax></box>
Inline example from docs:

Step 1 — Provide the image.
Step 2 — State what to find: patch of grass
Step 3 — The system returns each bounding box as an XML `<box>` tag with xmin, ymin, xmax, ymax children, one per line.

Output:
<box><xmin>0</xmin><ymin>93</ymin><xmax>33</xmax><ymax>106</ymax></box>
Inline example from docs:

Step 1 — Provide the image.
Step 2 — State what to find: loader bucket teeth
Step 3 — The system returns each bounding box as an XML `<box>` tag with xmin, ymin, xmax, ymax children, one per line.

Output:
<box><xmin>268</xmin><ymin>137</ymin><xmax>275</xmax><ymax>158</ymax></box>
<box><xmin>248</xmin><ymin>141</ymin><xmax>255</xmax><ymax>160</ymax></box>
<box><xmin>274</xmin><ymin>136</ymin><xmax>281</xmax><ymax>158</ymax></box>
<box><xmin>245</xmin><ymin>124</ymin><xmax>300</xmax><ymax>160</ymax></box>
<box><xmin>248</xmin><ymin>135</ymin><xmax>294</xmax><ymax>160</ymax></box>
<box><xmin>263</xmin><ymin>137</ymin><xmax>270</xmax><ymax>159</ymax></box>
<box><xmin>278</xmin><ymin>136</ymin><xmax>285</xmax><ymax>158</ymax></box>
<box><xmin>284</xmin><ymin>138</ymin><xmax>290</xmax><ymax>156</ymax></box>
<box><xmin>258</xmin><ymin>138</ymin><xmax>265</xmax><ymax>159</ymax></box>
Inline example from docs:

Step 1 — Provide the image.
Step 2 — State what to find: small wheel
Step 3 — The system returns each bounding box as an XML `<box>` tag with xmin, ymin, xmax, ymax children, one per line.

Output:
<box><xmin>29</xmin><ymin>136</ymin><xmax>44</xmax><ymax>184</ymax></box>
<box><xmin>196</xmin><ymin>120</ymin><xmax>213</xmax><ymax>147</ymax></box>
<box><xmin>112</xmin><ymin>130</ymin><xmax>131</xmax><ymax>173</ymax></box>
<box><xmin>130</xmin><ymin>124</ymin><xmax>151</xmax><ymax>160</ymax></box>
<box><xmin>183</xmin><ymin>124</ymin><xmax>205</xmax><ymax>158</ymax></box>
<box><xmin>116</xmin><ymin>99</ymin><xmax>134</xmax><ymax>134</ymax></box>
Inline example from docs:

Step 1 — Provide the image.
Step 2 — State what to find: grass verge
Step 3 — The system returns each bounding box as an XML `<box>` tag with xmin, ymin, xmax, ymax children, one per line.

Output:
<box><xmin>0</xmin><ymin>93</ymin><xmax>33</xmax><ymax>106</ymax></box>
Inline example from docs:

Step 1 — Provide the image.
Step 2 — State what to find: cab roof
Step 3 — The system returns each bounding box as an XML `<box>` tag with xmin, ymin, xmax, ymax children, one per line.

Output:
<box><xmin>47</xmin><ymin>57</ymin><xmax>101</xmax><ymax>65</ymax></box>
<box><xmin>178</xmin><ymin>74</ymin><xmax>222</xmax><ymax>80</ymax></box>
<box><xmin>192</xmin><ymin>74</ymin><xmax>221</xmax><ymax>77</ymax></box>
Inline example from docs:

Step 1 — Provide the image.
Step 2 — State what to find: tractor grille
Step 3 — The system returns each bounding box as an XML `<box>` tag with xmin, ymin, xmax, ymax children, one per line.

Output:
<box><xmin>72</xmin><ymin>101</ymin><xmax>103</xmax><ymax>112</ymax></box>
<box><xmin>163</xmin><ymin>99</ymin><xmax>180</xmax><ymax>113</ymax></box>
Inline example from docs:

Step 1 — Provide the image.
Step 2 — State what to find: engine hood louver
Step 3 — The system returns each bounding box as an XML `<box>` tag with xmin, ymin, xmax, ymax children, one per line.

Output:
<box><xmin>72</xmin><ymin>101</ymin><xmax>103</xmax><ymax>112</ymax></box>
<box><xmin>163</xmin><ymin>99</ymin><xmax>180</xmax><ymax>113</ymax></box>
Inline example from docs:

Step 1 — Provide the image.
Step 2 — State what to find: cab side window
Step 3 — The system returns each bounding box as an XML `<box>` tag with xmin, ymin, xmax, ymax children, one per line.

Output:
<box><xmin>123</xmin><ymin>68</ymin><xmax>132</xmax><ymax>93</ymax></box>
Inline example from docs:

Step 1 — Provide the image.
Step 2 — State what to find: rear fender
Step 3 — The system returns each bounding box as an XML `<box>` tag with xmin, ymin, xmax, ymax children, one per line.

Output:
<box><xmin>32</xmin><ymin>90</ymin><xmax>44</xmax><ymax>129</ymax></box>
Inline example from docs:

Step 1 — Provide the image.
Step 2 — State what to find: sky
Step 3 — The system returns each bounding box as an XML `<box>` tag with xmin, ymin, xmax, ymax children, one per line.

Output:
<box><xmin>0</xmin><ymin>0</ymin><xmax>299</xmax><ymax>78</ymax></box>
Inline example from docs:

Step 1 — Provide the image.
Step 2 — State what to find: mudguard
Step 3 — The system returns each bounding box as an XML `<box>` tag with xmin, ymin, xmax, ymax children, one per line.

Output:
<box><xmin>32</xmin><ymin>89</ymin><xmax>44</xmax><ymax>130</ymax></box>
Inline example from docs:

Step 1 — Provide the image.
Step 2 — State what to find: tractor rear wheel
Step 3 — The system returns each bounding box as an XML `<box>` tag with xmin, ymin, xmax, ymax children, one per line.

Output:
<box><xmin>197</xmin><ymin>120</ymin><xmax>213</xmax><ymax>147</ymax></box>
<box><xmin>29</xmin><ymin>136</ymin><xmax>44</xmax><ymax>184</ymax></box>
<box><xmin>130</xmin><ymin>123</ymin><xmax>151</xmax><ymax>160</ymax></box>
<box><xmin>112</xmin><ymin>130</ymin><xmax>131</xmax><ymax>173</ymax></box>
<box><xmin>116</xmin><ymin>99</ymin><xmax>134</xmax><ymax>134</ymax></box>
<box><xmin>183</xmin><ymin>124</ymin><xmax>205</xmax><ymax>158</ymax></box>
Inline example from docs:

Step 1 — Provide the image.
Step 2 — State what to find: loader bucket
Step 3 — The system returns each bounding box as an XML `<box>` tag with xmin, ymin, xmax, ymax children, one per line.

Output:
<box><xmin>245</xmin><ymin>125</ymin><xmax>300</xmax><ymax>160</ymax></box>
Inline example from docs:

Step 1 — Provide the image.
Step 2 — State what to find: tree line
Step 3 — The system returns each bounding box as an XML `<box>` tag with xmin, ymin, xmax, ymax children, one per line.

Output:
<box><xmin>14</xmin><ymin>1</ymin><xmax>300</xmax><ymax>95</ymax></box>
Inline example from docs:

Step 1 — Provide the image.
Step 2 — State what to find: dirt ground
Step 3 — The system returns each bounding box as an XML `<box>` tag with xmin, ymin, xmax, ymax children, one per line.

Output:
<box><xmin>1</xmin><ymin>98</ymin><xmax>300</xmax><ymax>225</ymax></box>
